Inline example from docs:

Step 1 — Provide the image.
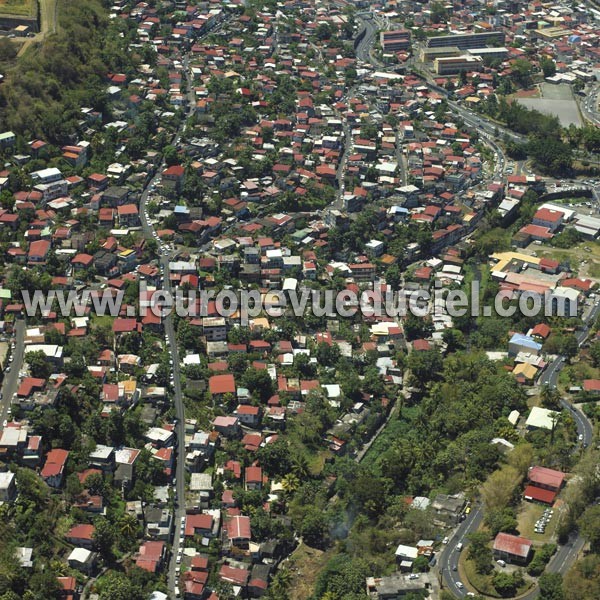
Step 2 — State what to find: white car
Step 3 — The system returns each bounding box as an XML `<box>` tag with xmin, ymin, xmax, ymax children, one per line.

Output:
<box><xmin>456</xmin><ymin>582</ymin><xmax>464</xmax><ymax>589</ymax></box>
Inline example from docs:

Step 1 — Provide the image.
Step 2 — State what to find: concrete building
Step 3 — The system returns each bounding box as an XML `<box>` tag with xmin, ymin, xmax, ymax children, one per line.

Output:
<box><xmin>0</xmin><ymin>471</ymin><xmax>16</xmax><ymax>502</ymax></box>
<box><xmin>426</xmin><ymin>31</ymin><xmax>506</xmax><ymax>49</ymax></box>
<box><xmin>434</xmin><ymin>55</ymin><xmax>483</xmax><ymax>75</ymax></box>
<box><xmin>420</xmin><ymin>46</ymin><xmax>461</xmax><ymax>62</ymax></box>
<box><xmin>380</xmin><ymin>29</ymin><xmax>411</xmax><ymax>52</ymax></box>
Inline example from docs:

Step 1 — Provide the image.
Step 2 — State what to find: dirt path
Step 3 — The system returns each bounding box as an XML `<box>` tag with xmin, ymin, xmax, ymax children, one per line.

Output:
<box><xmin>11</xmin><ymin>0</ymin><xmax>57</xmax><ymax>57</ymax></box>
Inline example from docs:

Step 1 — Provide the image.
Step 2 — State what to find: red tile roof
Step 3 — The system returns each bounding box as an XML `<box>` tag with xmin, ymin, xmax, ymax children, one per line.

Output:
<box><xmin>531</xmin><ymin>323</ymin><xmax>551</xmax><ymax>339</ymax></box>
<box><xmin>209</xmin><ymin>373</ymin><xmax>236</xmax><ymax>395</ymax></box>
<box><xmin>523</xmin><ymin>485</ymin><xmax>557</xmax><ymax>505</ymax></box>
<box><xmin>219</xmin><ymin>564</ymin><xmax>249</xmax><ymax>586</ymax></box>
<box><xmin>185</xmin><ymin>514</ymin><xmax>213</xmax><ymax>537</ymax></box>
<box><xmin>534</xmin><ymin>207</ymin><xmax>563</xmax><ymax>223</ymax></box>
<box><xmin>245</xmin><ymin>465</ymin><xmax>262</xmax><ymax>483</ymax></box>
<box><xmin>41</xmin><ymin>448</ymin><xmax>69</xmax><ymax>478</ymax></box>
<box><xmin>226</xmin><ymin>515</ymin><xmax>251</xmax><ymax>540</ymax></box>
<box><xmin>66</xmin><ymin>524</ymin><xmax>95</xmax><ymax>541</ymax></box>
<box><xmin>528</xmin><ymin>466</ymin><xmax>565</xmax><ymax>490</ymax></box>
<box><xmin>583</xmin><ymin>379</ymin><xmax>600</xmax><ymax>392</ymax></box>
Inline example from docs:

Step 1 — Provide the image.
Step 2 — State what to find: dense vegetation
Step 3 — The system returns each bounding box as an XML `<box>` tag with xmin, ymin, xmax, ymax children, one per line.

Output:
<box><xmin>0</xmin><ymin>0</ymin><xmax>130</xmax><ymax>143</ymax></box>
<box><xmin>474</xmin><ymin>95</ymin><xmax>574</xmax><ymax>175</ymax></box>
<box><xmin>282</xmin><ymin>351</ymin><xmax>529</xmax><ymax>599</ymax></box>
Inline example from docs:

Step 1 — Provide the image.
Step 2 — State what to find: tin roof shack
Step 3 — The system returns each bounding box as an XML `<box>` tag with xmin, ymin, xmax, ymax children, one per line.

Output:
<box><xmin>431</xmin><ymin>493</ymin><xmax>466</xmax><ymax>526</ymax></box>
<box><xmin>493</xmin><ymin>533</ymin><xmax>532</xmax><ymax>565</ymax></box>
<box><xmin>366</xmin><ymin>572</ymin><xmax>437</xmax><ymax>599</ymax></box>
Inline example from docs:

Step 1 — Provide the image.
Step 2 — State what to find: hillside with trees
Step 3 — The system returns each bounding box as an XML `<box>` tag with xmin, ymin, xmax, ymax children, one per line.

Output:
<box><xmin>0</xmin><ymin>0</ymin><xmax>130</xmax><ymax>143</ymax></box>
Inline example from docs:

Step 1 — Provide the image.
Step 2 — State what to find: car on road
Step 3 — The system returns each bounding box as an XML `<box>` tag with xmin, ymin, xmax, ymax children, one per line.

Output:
<box><xmin>456</xmin><ymin>582</ymin><xmax>464</xmax><ymax>589</ymax></box>
<box><xmin>456</xmin><ymin>543</ymin><xmax>463</xmax><ymax>551</ymax></box>
<box><xmin>442</xmin><ymin>536</ymin><xmax>449</xmax><ymax>544</ymax></box>
<box><xmin>452</xmin><ymin>565</ymin><xmax>458</xmax><ymax>571</ymax></box>
<box><xmin>579</xmin><ymin>434</ymin><xmax>584</xmax><ymax>441</ymax></box>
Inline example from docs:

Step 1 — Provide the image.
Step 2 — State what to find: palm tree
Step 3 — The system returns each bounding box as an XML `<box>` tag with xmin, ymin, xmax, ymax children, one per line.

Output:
<box><xmin>549</xmin><ymin>410</ymin><xmax>562</xmax><ymax>445</ymax></box>
<box><xmin>281</xmin><ymin>473</ymin><xmax>300</xmax><ymax>495</ymax></box>
<box><xmin>266</xmin><ymin>570</ymin><xmax>292</xmax><ymax>600</ymax></box>
<box><xmin>119</xmin><ymin>514</ymin><xmax>138</xmax><ymax>541</ymax></box>
<box><xmin>540</xmin><ymin>384</ymin><xmax>560</xmax><ymax>410</ymax></box>
<box><xmin>291</xmin><ymin>454</ymin><xmax>310</xmax><ymax>479</ymax></box>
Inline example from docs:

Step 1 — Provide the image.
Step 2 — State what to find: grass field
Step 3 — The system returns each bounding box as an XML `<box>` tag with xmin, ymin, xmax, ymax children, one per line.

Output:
<box><xmin>517</xmin><ymin>501</ymin><xmax>558</xmax><ymax>542</ymax></box>
<box><xmin>534</xmin><ymin>240</ymin><xmax>600</xmax><ymax>279</ymax></box>
<box><xmin>0</xmin><ymin>0</ymin><xmax>36</xmax><ymax>17</ymax></box>
<box><xmin>287</xmin><ymin>543</ymin><xmax>332</xmax><ymax>600</ymax></box>
<box><xmin>462</xmin><ymin>555</ymin><xmax>534</xmax><ymax>598</ymax></box>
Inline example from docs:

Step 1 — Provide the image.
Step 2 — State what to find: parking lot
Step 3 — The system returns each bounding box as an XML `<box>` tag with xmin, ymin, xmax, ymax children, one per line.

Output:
<box><xmin>517</xmin><ymin>502</ymin><xmax>558</xmax><ymax>542</ymax></box>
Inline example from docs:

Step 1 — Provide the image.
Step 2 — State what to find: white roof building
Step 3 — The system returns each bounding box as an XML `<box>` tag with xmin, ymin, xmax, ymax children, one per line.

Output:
<box><xmin>395</xmin><ymin>544</ymin><xmax>419</xmax><ymax>560</ymax></box>
<box><xmin>526</xmin><ymin>406</ymin><xmax>558</xmax><ymax>430</ymax></box>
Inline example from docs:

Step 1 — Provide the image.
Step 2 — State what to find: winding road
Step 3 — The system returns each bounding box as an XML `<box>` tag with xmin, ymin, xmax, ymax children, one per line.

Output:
<box><xmin>438</xmin><ymin>299</ymin><xmax>597</xmax><ymax>598</ymax></box>
<box><xmin>351</xmin><ymin>13</ymin><xmax>597</xmax><ymax>599</ymax></box>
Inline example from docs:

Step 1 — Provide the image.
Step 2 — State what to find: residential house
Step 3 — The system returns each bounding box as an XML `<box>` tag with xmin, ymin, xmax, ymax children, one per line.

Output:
<box><xmin>493</xmin><ymin>533</ymin><xmax>532</xmax><ymax>565</ymax></box>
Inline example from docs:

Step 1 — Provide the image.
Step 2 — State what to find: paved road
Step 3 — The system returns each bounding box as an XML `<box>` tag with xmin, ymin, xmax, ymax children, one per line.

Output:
<box><xmin>138</xmin><ymin>17</ymin><xmax>230</xmax><ymax>595</ymax></box>
<box><xmin>578</xmin><ymin>82</ymin><xmax>600</xmax><ymax>127</ymax></box>
<box><xmin>335</xmin><ymin>121</ymin><xmax>352</xmax><ymax>209</ymax></box>
<box><xmin>395</xmin><ymin>129</ymin><xmax>407</xmax><ymax>186</ymax></box>
<box><xmin>0</xmin><ymin>319</ymin><xmax>25</xmax><ymax>421</ymax></box>
<box><xmin>441</xmin><ymin>304</ymin><xmax>597</xmax><ymax>597</ymax></box>
<box><xmin>140</xmin><ymin>142</ymin><xmax>187</xmax><ymax>595</ymax></box>
<box><xmin>139</xmin><ymin>79</ymin><xmax>192</xmax><ymax>600</ymax></box>
<box><xmin>354</xmin><ymin>15</ymin><xmax>508</xmax><ymax>183</ymax></box>
<box><xmin>439</xmin><ymin>507</ymin><xmax>484</xmax><ymax>597</ymax></box>
<box><xmin>355</xmin><ymin>15</ymin><xmax>379</xmax><ymax>64</ymax></box>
